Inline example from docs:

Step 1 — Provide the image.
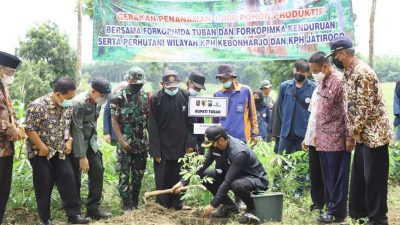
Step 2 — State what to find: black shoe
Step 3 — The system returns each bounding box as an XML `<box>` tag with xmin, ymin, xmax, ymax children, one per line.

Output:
<box><xmin>317</xmin><ymin>214</ymin><xmax>344</xmax><ymax>223</ymax></box>
<box><xmin>41</xmin><ymin>220</ymin><xmax>52</xmax><ymax>225</ymax></box>
<box><xmin>67</xmin><ymin>215</ymin><xmax>91</xmax><ymax>224</ymax></box>
<box><xmin>366</xmin><ymin>219</ymin><xmax>389</xmax><ymax>225</ymax></box>
<box><xmin>87</xmin><ymin>209</ymin><xmax>112</xmax><ymax>220</ymax></box>
<box><xmin>211</xmin><ymin>204</ymin><xmax>239</xmax><ymax>218</ymax></box>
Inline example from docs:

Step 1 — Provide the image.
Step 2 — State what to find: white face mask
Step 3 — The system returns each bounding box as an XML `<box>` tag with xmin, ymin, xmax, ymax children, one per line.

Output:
<box><xmin>188</xmin><ymin>88</ymin><xmax>199</xmax><ymax>96</ymax></box>
<box><xmin>95</xmin><ymin>97</ymin><xmax>106</xmax><ymax>105</ymax></box>
<box><xmin>312</xmin><ymin>72</ymin><xmax>325</xmax><ymax>83</ymax></box>
<box><xmin>1</xmin><ymin>74</ymin><xmax>14</xmax><ymax>85</ymax></box>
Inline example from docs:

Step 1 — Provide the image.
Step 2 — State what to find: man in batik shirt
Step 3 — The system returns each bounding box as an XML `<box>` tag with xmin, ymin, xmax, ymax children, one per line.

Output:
<box><xmin>24</xmin><ymin>77</ymin><xmax>90</xmax><ymax>225</ymax></box>
<box><xmin>328</xmin><ymin>36</ymin><xmax>393</xmax><ymax>225</ymax></box>
<box><xmin>0</xmin><ymin>51</ymin><xmax>25</xmax><ymax>224</ymax></box>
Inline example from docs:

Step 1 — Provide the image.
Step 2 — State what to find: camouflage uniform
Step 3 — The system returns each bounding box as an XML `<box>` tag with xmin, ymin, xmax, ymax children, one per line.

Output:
<box><xmin>110</xmin><ymin>88</ymin><xmax>149</xmax><ymax>209</ymax></box>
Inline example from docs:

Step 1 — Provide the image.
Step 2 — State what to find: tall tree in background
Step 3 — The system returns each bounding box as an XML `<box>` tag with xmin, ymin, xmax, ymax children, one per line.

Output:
<box><xmin>369</xmin><ymin>0</ymin><xmax>377</xmax><ymax>68</ymax></box>
<box><xmin>18</xmin><ymin>22</ymin><xmax>77</xmax><ymax>83</ymax></box>
<box><xmin>77</xmin><ymin>0</ymin><xmax>83</xmax><ymax>84</ymax></box>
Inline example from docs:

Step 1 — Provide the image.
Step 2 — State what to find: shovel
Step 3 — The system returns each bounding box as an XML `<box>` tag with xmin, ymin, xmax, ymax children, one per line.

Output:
<box><xmin>143</xmin><ymin>185</ymin><xmax>207</xmax><ymax>204</ymax></box>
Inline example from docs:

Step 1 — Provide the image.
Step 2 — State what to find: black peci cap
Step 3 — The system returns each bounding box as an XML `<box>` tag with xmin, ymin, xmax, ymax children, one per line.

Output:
<box><xmin>91</xmin><ymin>78</ymin><xmax>114</xmax><ymax>99</ymax></box>
<box><xmin>188</xmin><ymin>71</ymin><xmax>206</xmax><ymax>90</ymax></box>
<box><xmin>0</xmin><ymin>51</ymin><xmax>21</xmax><ymax>69</ymax></box>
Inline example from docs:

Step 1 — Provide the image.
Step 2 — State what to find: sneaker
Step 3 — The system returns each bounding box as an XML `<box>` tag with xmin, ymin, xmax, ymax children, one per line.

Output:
<box><xmin>317</xmin><ymin>213</ymin><xmax>345</xmax><ymax>223</ymax></box>
<box><xmin>211</xmin><ymin>204</ymin><xmax>239</xmax><ymax>218</ymax></box>
<box><xmin>239</xmin><ymin>212</ymin><xmax>261</xmax><ymax>224</ymax></box>
<box><xmin>236</xmin><ymin>199</ymin><xmax>247</xmax><ymax>211</ymax></box>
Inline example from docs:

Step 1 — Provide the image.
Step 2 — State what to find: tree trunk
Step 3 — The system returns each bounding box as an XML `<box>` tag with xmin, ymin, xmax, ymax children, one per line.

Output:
<box><xmin>77</xmin><ymin>0</ymin><xmax>83</xmax><ymax>84</ymax></box>
<box><xmin>369</xmin><ymin>0</ymin><xmax>376</xmax><ymax>68</ymax></box>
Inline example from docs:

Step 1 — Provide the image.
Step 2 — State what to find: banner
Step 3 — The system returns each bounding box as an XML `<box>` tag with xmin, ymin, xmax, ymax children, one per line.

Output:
<box><xmin>93</xmin><ymin>0</ymin><xmax>354</xmax><ymax>62</ymax></box>
<box><xmin>188</xmin><ymin>96</ymin><xmax>228</xmax><ymax>117</ymax></box>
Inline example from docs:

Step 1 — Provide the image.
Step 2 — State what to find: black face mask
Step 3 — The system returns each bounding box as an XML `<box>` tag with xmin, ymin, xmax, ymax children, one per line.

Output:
<box><xmin>128</xmin><ymin>83</ymin><xmax>144</xmax><ymax>93</ymax></box>
<box><xmin>294</xmin><ymin>73</ymin><xmax>306</xmax><ymax>82</ymax></box>
<box><xmin>332</xmin><ymin>58</ymin><xmax>345</xmax><ymax>70</ymax></box>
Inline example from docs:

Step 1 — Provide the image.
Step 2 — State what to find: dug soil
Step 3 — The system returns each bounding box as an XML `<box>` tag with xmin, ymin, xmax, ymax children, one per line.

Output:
<box><xmin>90</xmin><ymin>203</ymin><xmax>232</xmax><ymax>225</ymax></box>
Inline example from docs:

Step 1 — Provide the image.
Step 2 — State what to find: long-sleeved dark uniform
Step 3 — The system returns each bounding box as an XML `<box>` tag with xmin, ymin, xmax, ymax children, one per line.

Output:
<box><xmin>148</xmin><ymin>88</ymin><xmax>195</xmax><ymax>209</ymax></box>
<box><xmin>103</xmin><ymin>100</ymin><xmax>117</xmax><ymax>145</ymax></box>
<box><xmin>70</xmin><ymin>92</ymin><xmax>104</xmax><ymax>214</ymax></box>
<box><xmin>186</xmin><ymin>136</ymin><xmax>268</xmax><ymax>210</ymax></box>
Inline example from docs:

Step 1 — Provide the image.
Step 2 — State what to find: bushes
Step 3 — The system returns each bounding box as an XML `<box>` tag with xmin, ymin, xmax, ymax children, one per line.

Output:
<box><xmin>253</xmin><ymin>140</ymin><xmax>309</xmax><ymax>195</ymax></box>
<box><xmin>389</xmin><ymin>140</ymin><xmax>400</xmax><ymax>183</ymax></box>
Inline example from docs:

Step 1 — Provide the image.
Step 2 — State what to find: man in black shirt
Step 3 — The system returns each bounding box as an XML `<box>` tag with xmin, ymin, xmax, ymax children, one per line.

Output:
<box><xmin>148</xmin><ymin>70</ymin><xmax>195</xmax><ymax>209</ymax></box>
<box><xmin>172</xmin><ymin>126</ymin><xmax>268</xmax><ymax>223</ymax></box>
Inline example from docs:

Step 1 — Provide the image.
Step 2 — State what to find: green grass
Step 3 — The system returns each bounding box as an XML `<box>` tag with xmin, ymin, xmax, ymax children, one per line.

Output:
<box><xmin>381</xmin><ymin>82</ymin><xmax>396</xmax><ymax>124</ymax></box>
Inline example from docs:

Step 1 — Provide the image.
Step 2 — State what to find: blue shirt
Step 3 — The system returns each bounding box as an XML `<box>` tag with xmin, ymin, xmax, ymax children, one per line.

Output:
<box><xmin>278</xmin><ymin>79</ymin><xmax>316</xmax><ymax>139</ymax></box>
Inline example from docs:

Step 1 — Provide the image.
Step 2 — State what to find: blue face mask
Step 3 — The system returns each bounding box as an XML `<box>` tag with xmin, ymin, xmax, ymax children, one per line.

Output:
<box><xmin>61</xmin><ymin>99</ymin><xmax>73</xmax><ymax>108</ymax></box>
<box><xmin>60</xmin><ymin>99</ymin><xmax>73</xmax><ymax>108</ymax></box>
<box><xmin>165</xmin><ymin>88</ymin><xmax>179</xmax><ymax>96</ymax></box>
<box><xmin>58</xmin><ymin>94</ymin><xmax>73</xmax><ymax>108</ymax></box>
<box><xmin>222</xmin><ymin>80</ymin><xmax>232</xmax><ymax>89</ymax></box>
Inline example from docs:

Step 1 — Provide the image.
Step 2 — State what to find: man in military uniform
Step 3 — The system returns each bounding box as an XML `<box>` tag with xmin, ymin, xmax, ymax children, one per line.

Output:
<box><xmin>111</xmin><ymin>67</ymin><xmax>150</xmax><ymax>212</ymax></box>
<box><xmin>71</xmin><ymin>78</ymin><xmax>113</xmax><ymax>220</ymax></box>
<box><xmin>0</xmin><ymin>51</ymin><xmax>25</xmax><ymax>224</ymax></box>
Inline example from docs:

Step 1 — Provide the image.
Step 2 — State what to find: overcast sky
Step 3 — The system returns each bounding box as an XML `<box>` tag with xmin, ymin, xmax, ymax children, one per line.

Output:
<box><xmin>0</xmin><ymin>0</ymin><xmax>398</xmax><ymax>63</ymax></box>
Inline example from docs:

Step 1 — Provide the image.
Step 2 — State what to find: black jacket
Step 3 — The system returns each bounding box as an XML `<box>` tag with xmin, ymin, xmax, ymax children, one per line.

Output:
<box><xmin>148</xmin><ymin>88</ymin><xmax>195</xmax><ymax>160</ymax></box>
<box><xmin>199</xmin><ymin>136</ymin><xmax>268</xmax><ymax>207</ymax></box>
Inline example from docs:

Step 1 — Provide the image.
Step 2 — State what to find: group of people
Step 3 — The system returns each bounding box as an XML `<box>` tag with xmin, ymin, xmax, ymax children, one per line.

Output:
<box><xmin>0</xmin><ymin>35</ymin><xmax>397</xmax><ymax>225</ymax></box>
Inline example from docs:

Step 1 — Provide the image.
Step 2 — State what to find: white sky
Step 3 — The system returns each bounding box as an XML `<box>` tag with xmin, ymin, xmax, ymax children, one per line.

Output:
<box><xmin>0</xmin><ymin>0</ymin><xmax>398</xmax><ymax>63</ymax></box>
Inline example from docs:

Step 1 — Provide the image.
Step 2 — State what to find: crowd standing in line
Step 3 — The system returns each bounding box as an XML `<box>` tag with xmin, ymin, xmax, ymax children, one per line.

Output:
<box><xmin>0</xmin><ymin>35</ymin><xmax>397</xmax><ymax>225</ymax></box>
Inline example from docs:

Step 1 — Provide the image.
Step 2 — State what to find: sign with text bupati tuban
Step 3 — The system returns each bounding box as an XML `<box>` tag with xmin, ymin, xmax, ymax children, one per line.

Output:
<box><xmin>93</xmin><ymin>0</ymin><xmax>354</xmax><ymax>62</ymax></box>
<box><xmin>188</xmin><ymin>96</ymin><xmax>228</xmax><ymax>117</ymax></box>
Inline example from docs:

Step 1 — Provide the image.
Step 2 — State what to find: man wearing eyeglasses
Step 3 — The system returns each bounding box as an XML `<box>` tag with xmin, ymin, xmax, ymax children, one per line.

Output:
<box><xmin>0</xmin><ymin>51</ymin><xmax>25</xmax><ymax>224</ymax></box>
<box><xmin>70</xmin><ymin>78</ymin><xmax>114</xmax><ymax>220</ymax></box>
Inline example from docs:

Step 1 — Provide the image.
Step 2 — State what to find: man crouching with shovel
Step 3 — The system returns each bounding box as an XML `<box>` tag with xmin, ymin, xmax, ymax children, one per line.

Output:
<box><xmin>172</xmin><ymin>126</ymin><xmax>268</xmax><ymax>224</ymax></box>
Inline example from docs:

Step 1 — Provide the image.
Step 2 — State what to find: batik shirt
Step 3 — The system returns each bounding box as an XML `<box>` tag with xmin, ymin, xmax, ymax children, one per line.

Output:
<box><xmin>316</xmin><ymin>71</ymin><xmax>351</xmax><ymax>151</ymax></box>
<box><xmin>343</xmin><ymin>58</ymin><xmax>393</xmax><ymax>148</ymax></box>
<box><xmin>0</xmin><ymin>84</ymin><xmax>16</xmax><ymax>157</ymax></box>
<box><xmin>24</xmin><ymin>93</ymin><xmax>73</xmax><ymax>159</ymax></box>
